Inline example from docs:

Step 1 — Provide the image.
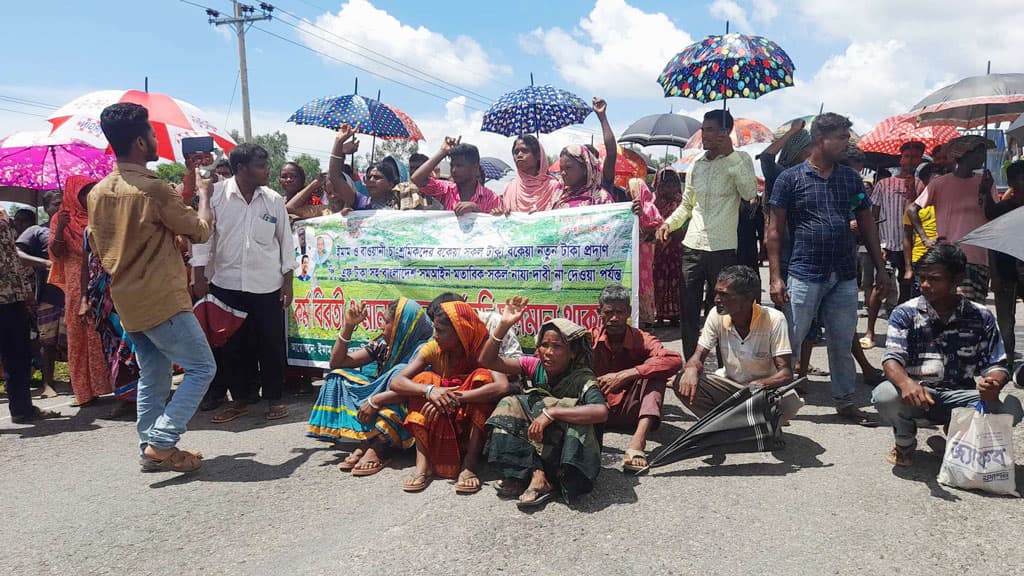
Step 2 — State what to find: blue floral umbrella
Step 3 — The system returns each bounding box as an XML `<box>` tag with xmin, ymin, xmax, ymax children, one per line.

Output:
<box><xmin>480</xmin><ymin>157</ymin><xmax>512</xmax><ymax>181</ymax></box>
<box><xmin>482</xmin><ymin>75</ymin><xmax>592</xmax><ymax>136</ymax></box>
<box><xmin>287</xmin><ymin>93</ymin><xmax>415</xmax><ymax>140</ymax></box>
<box><xmin>658</xmin><ymin>29</ymin><xmax>795</xmax><ymax>105</ymax></box>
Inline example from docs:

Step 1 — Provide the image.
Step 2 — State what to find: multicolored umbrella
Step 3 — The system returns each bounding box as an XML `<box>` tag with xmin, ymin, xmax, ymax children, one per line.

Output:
<box><xmin>47</xmin><ymin>89</ymin><xmax>236</xmax><ymax>163</ymax></box>
<box><xmin>857</xmin><ymin>114</ymin><xmax>959</xmax><ymax>156</ymax></box>
<box><xmin>548</xmin><ymin>145</ymin><xmax>649</xmax><ymax>188</ymax></box>
<box><xmin>619</xmin><ymin>113</ymin><xmax>702</xmax><ymax>147</ymax></box>
<box><xmin>482</xmin><ymin>78</ymin><xmax>592</xmax><ymax>136</ymax></box>
<box><xmin>287</xmin><ymin>93</ymin><xmax>422</xmax><ymax>140</ymax></box>
<box><xmin>683</xmin><ymin>117</ymin><xmax>774</xmax><ymax>150</ymax></box>
<box><xmin>0</xmin><ymin>131</ymin><xmax>114</xmax><ymax>190</ymax></box>
<box><xmin>480</xmin><ymin>157</ymin><xmax>512</xmax><ymax>182</ymax></box>
<box><xmin>658</xmin><ymin>32</ymin><xmax>795</xmax><ymax>103</ymax></box>
<box><xmin>908</xmin><ymin>73</ymin><xmax>1024</xmax><ymax>128</ymax></box>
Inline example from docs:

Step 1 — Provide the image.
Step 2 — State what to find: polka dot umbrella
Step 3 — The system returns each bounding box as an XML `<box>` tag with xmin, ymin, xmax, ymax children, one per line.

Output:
<box><xmin>658</xmin><ymin>29</ymin><xmax>795</xmax><ymax>107</ymax></box>
<box><xmin>482</xmin><ymin>75</ymin><xmax>592</xmax><ymax>136</ymax></box>
<box><xmin>287</xmin><ymin>93</ymin><xmax>422</xmax><ymax>141</ymax></box>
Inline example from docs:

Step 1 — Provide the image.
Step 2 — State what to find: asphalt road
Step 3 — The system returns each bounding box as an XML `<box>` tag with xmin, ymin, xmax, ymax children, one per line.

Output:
<box><xmin>3</xmin><ymin>286</ymin><xmax>1024</xmax><ymax>576</ymax></box>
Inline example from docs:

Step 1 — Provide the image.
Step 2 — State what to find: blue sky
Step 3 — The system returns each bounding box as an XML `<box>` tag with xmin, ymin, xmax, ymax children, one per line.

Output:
<box><xmin>1</xmin><ymin>0</ymin><xmax>1017</xmax><ymax>163</ymax></box>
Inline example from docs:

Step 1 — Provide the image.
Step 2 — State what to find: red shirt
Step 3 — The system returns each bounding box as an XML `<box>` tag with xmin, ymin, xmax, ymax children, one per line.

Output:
<box><xmin>420</xmin><ymin>178</ymin><xmax>503</xmax><ymax>212</ymax></box>
<box><xmin>590</xmin><ymin>325</ymin><xmax>682</xmax><ymax>380</ymax></box>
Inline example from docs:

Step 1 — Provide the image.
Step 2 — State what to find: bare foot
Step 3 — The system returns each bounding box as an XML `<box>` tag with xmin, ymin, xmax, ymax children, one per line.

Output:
<box><xmin>35</xmin><ymin>385</ymin><xmax>59</xmax><ymax>399</ymax></box>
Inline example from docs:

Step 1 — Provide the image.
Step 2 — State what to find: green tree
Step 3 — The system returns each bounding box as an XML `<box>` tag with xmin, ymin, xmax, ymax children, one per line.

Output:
<box><xmin>156</xmin><ymin>162</ymin><xmax>187</xmax><ymax>184</ymax></box>
<box><xmin>231</xmin><ymin>129</ymin><xmax>291</xmax><ymax>192</ymax></box>
<box><xmin>357</xmin><ymin>139</ymin><xmax>419</xmax><ymax>171</ymax></box>
<box><xmin>292</xmin><ymin>153</ymin><xmax>322</xmax><ymax>181</ymax></box>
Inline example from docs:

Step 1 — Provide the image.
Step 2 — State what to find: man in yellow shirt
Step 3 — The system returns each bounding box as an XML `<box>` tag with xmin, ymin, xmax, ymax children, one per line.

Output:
<box><xmin>655</xmin><ymin>110</ymin><xmax>758</xmax><ymax>357</ymax></box>
<box><xmin>900</xmin><ymin>162</ymin><xmax>940</xmax><ymax>299</ymax></box>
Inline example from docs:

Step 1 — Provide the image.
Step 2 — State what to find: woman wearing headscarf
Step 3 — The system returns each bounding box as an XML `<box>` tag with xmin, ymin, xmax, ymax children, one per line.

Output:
<box><xmin>652</xmin><ymin>168</ymin><xmax>685</xmax><ymax>325</ymax></box>
<box><xmin>480</xmin><ymin>297</ymin><xmax>609</xmax><ymax>510</ymax></box>
<box><xmin>49</xmin><ymin>176</ymin><xmax>111</xmax><ymax>406</ymax></box>
<box><xmin>629</xmin><ymin>178</ymin><xmax>664</xmax><ymax>327</ymax></box>
<box><xmin>390</xmin><ymin>301</ymin><xmax>511</xmax><ymax>493</ymax></box>
<box><xmin>499</xmin><ymin>134</ymin><xmax>560</xmax><ymax>213</ymax></box>
<box><xmin>551</xmin><ymin>98</ymin><xmax>617</xmax><ymax>209</ymax></box>
<box><xmin>308</xmin><ymin>297</ymin><xmax>433</xmax><ymax>476</ymax></box>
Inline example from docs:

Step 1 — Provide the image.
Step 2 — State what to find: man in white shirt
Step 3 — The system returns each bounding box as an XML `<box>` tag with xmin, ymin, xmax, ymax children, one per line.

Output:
<box><xmin>192</xmin><ymin>143</ymin><xmax>296</xmax><ymax>423</ymax></box>
<box><xmin>675</xmin><ymin>265</ymin><xmax>803</xmax><ymax>422</ymax></box>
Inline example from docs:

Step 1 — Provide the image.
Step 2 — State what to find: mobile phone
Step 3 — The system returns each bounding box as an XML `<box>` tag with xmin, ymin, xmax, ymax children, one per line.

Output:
<box><xmin>182</xmin><ymin>136</ymin><xmax>215</xmax><ymax>156</ymax></box>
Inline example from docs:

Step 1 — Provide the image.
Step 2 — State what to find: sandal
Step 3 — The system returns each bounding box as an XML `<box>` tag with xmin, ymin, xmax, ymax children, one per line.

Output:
<box><xmin>266</xmin><ymin>404</ymin><xmax>289</xmax><ymax>421</ymax></box>
<box><xmin>622</xmin><ymin>448</ymin><xmax>648</xmax><ymax>472</ymax></box>
<box><xmin>885</xmin><ymin>442</ymin><xmax>916</xmax><ymax>466</ymax></box>
<box><xmin>402</xmin><ymin>472</ymin><xmax>432</xmax><ymax>493</ymax></box>
<box><xmin>352</xmin><ymin>449</ymin><xmax>388</xmax><ymax>477</ymax></box>
<box><xmin>516</xmin><ymin>487</ymin><xmax>555</xmax><ymax>510</ymax></box>
<box><xmin>836</xmin><ymin>405</ymin><xmax>879</xmax><ymax>428</ymax></box>
<box><xmin>495</xmin><ymin>479</ymin><xmax>526</xmax><ymax>499</ymax></box>
<box><xmin>338</xmin><ymin>449</ymin><xmax>365</xmax><ymax>472</ymax></box>
<box><xmin>805</xmin><ymin>365</ymin><xmax>830</xmax><ymax>377</ymax></box>
<box><xmin>10</xmin><ymin>407</ymin><xmax>62</xmax><ymax>424</ymax></box>
<box><xmin>140</xmin><ymin>448</ymin><xmax>203</xmax><ymax>473</ymax></box>
<box><xmin>69</xmin><ymin>397</ymin><xmax>97</xmax><ymax>408</ymax></box>
<box><xmin>858</xmin><ymin>336</ymin><xmax>876</xmax><ymax>350</ymax></box>
<box><xmin>211</xmin><ymin>403</ymin><xmax>249</xmax><ymax>424</ymax></box>
<box><xmin>454</xmin><ymin>470</ymin><xmax>482</xmax><ymax>494</ymax></box>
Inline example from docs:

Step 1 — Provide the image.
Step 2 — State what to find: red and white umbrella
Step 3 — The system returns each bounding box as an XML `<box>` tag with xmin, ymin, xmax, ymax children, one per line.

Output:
<box><xmin>858</xmin><ymin>114</ymin><xmax>959</xmax><ymax>156</ymax></box>
<box><xmin>47</xmin><ymin>89</ymin><xmax>236</xmax><ymax>163</ymax></box>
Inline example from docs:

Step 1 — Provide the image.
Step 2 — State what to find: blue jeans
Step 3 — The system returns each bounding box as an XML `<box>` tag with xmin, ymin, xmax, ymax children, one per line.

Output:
<box><xmin>129</xmin><ymin>311</ymin><xmax>216</xmax><ymax>453</ymax></box>
<box><xmin>872</xmin><ymin>381</ymin><xmax>1024</xmax><ymax>447</ymax></box>
<box><xmin>787</xmin><ymin>273</ymin><xmax>859</xmax><ymax>407</ymax></box>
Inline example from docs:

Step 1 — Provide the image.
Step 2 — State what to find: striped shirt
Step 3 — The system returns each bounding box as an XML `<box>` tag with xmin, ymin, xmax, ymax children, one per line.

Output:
<box><xmin>769</xmin><ymin>161</ymin><xmax>871</xmax><ymax>282</ymax></box>
<box><xmin>871</xmin><ymin>176</ymin><xmax>921</xmax><ymax>250</ymax></box>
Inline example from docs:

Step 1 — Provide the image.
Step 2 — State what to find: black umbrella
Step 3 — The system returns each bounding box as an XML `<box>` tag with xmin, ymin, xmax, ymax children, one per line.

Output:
<box><xmin>619</xmin><ymin>113</ymin><xmax>701</xmax><ymax>148</ymax></box>
<box><xmin>640</xmin><ymin>377</ymin><xmax>804</xmax><ymax>472</ymax></box>
<box><xmin>908</xmin><ymin>72</ymin><xmax>1024</xmax><ymax>128</ymax></box>
<box><xmin>961</xmin><ymin>208</ymin><xmax>1024</xmax><ymax>262</ymax></box>
<box><xmin>480</xmin><ymin>157</ymin><xmax>513</xmax><ymax>181</ymax></box>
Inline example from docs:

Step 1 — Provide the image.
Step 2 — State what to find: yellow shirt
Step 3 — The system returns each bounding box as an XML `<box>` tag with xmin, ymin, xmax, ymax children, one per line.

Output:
<box><xmin>902</xmin><ymin>205</ymin><xmax>936</xmax><ymax>263</ymax></box>
<box><xmin>87</xmin><ymin>163</ymin><xmax>211</xmax><ymax>332</ymax></box>
<box><xmin>664</xmin><ymin>150</ymin><xmax>757</xmax><ymax>251</ymax></box>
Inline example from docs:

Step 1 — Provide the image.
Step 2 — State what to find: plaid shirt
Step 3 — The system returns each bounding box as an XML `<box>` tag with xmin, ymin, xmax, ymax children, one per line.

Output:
<box><xmin>883</xmin><ymin>295</ymin><xmax>1008</xmax><ymax>390</ymax></box>
<box><xmin>768</xmin><ymin>161</ymin><xmax>871</xmax><ymax>282</ymax></box>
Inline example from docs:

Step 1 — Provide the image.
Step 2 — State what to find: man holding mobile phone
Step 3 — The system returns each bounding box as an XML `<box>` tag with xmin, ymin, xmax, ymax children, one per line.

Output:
<box><xmin>89</xmin><ymin>103</ymin><xmax>215</xmax><ymax>473</ymax></box>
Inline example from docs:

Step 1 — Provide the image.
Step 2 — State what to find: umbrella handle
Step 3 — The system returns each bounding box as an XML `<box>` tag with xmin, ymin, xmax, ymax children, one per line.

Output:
<box><xmin>775</xmin><ymin>376</ymin><xmax>807</xmax><ymax>397</ymax></box>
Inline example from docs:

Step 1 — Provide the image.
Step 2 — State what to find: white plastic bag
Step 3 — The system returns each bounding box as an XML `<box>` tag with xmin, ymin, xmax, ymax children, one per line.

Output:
<box><xmin>937</xmin><ymin>403</ymin><xmax>1019</xmax><ymax>497</ymax></box>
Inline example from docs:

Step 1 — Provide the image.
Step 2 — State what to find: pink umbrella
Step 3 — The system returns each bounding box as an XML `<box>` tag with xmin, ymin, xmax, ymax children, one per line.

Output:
<box><xmin>858</xmin><ymin>114</ymin><xmax>959</xmax><ymax>156</ymax></box>
<box><xmin>0</xmin><ymin>131</ymin><xmax>114</xmax><ymax>190</ymax></box>
<box><xmin>47</xmin><ymin>89</ymin><xmax>236</xmax><ymax>163</ymax></box>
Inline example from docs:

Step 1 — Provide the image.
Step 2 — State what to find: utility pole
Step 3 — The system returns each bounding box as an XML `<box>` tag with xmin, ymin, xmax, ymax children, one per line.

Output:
<box><xmin>209</xmin><ymin>2</ymin><xmax>272</xmax><ymax>142</ymax></box>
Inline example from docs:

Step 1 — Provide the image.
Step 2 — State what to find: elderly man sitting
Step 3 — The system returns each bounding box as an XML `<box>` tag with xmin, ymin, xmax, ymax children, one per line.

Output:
<box><xmin>676</xmin><ymin>265</ymin><xmax>803</xmax><ymax>422</ymax></box>
<box><xmin>591</xmin><ymin>284</ymin><xmax>683</xmax><ymax>472</ymax></box>
<box><xmin>872</xmin><ymin>243</ymin><xmax>1023</xmax><ymax>466</ymax></box>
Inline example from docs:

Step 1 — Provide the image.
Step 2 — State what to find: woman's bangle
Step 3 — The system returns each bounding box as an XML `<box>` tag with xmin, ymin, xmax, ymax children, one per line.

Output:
<box><xmin>489</xmin><ymin>330</ymin><xmax>505</xmax><ymax>343</ymax></box>
<box><xmin>541</xmin><ymin>408</ymin><xmax>554</xmax><ymax>423</ymax></box>
<box><xmin>337</xmin><ymin>330</ymin><xmax>351</xmax><ymax>343</ymax></box>
<box><xmin>367</xmin><ymin>395</ymin><xmax>381</xmax><ymax>410</ymax></box>
<box><xmin>330</xmin><ymin>153</ymin><xmax>346</xmax><ymax>160</ymax></box>
<box><xmin>424</xmin><ymin>384</ymin><xmax>435</xmax><ymax>399</ymax></box>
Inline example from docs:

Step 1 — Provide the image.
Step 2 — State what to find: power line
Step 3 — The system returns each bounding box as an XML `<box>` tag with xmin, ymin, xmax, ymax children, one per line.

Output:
<box><xmin>0</xmin><ymin>94</ymin><xmax>60</xmax><ymax>110</ymax></box>
<box><xmin>273</xmin><ymin>7</ymin><xmax>498</xmax><ymax>107</ymax></box>
<box><xmin>0</xmin><ymin>106</ymin><xmax>48</xmax><ymax>118</ymax></box>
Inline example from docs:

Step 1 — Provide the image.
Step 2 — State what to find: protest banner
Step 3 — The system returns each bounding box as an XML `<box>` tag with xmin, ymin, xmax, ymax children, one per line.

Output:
<box><xmin>288</xmin><ymin>203</ymin><xmax>638</xmax><ymax>368</ymax></box>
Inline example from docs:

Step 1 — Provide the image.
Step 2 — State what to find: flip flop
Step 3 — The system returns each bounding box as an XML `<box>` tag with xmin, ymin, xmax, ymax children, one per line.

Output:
<box><xmin>351</xmin><ymin>458</ymin><xmax>388</xmax><ymax>477</ymax></box>
<box><xmin>495</xmin><ymin>479</ymin><xmax>526</xmax><ymax>499</ymax></box>
<box><xmin>516</xmin><ymin>487</ymin><xmax>555</xmax><ymax>510</ymax></box>
<box><xmin>402</xmin><ymin>472</ymin><xmax>432</xmax><ymax>493</ymax></box>
<box><xmin>858</xmin><ymin>336</ymin><xmax>876</xmax><ymax>350</ymax></box>
<box><xmin>622</xmin><ymin>448</ymin><xmax>648</xmax><ymax>472</ymax></box>
<box><xmin>266</xmin><ymin>404</ymin><xmax>289</xmax><ymax>421</ymax></box>
<box><xmin>211</xmin><ymin>405</ymin><xmax>249</xmax><ymax>424</ymax></box>
<box><xmin>337</xmin><ymin>449</ymin><xmax>365</xmax><ymax>472</ymax></box>
<box><xmin>454</xmin><ymin>471</ymin><xmax>482</xmax><ymax>494</ymax></box>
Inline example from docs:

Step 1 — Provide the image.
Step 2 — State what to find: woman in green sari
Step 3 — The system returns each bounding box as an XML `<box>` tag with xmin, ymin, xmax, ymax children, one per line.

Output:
<box><xmin>479</xmin><ymin>296</ymin><xmax>608</xmax><ymax>510</ymax></box>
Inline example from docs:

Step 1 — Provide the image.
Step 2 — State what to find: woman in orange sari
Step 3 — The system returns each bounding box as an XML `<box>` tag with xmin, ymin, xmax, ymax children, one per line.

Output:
<box><xmin>49</xmin><ymin>176</ymin><xmax>111</xmax><ymax>406</ymax></box>
<box><xmin>390</xmin><ymin>301</ymin><xmax>510</xmax><ymax>494</ymax></box>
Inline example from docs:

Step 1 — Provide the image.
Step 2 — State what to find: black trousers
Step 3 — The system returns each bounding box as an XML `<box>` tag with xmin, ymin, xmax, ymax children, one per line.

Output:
<box><xmin>0</xmin><ymin>302</ymin><xmax>34</xmax><ymax>418</ymax></box>
<box><xmin>209</xmin><ymin>284</ymin><xmax>286</xmax><ymax>403</ymax></box>
<box><xmin>680</xmin><ymin>247</ymin><xmax>737</xmax><ymax>359</ymax></box>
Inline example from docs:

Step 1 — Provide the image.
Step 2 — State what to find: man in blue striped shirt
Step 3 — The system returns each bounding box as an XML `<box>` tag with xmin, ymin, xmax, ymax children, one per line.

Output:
<box><xmin>766</xmin><ymin>113</ymin><xmax>891</xmax><ymax>424</ymax></box>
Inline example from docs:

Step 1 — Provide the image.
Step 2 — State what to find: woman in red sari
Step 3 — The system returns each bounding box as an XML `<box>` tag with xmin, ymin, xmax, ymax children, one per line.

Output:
<box><xmin>652</xmin><ymin>168</ymin><xmax>685</xmax><ymax>326</ymax></box>
<box><xmin>49</xmin><ymin>176</ymin><xmax>111</xmax><ymax>406</ymax></box>
<box><xmin>391</xmin><ymin>301</ymin><xmax>510</xmax><ymax>494</ymax></box>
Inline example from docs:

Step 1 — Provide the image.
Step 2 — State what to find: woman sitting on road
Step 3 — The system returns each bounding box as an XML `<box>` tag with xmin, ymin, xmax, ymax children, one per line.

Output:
<box><xmin>307</xmin><ymin>298</ymin><xmax>433</xmax><ymax>476</ymax></box>
<box><xmin>390</xmin><ymin>301</ymin><xmax>511</xmax><ymax>494</ymax></box>
<box><xmin>479</xmin><ymin>297</ymin><xmax>608</xmax><ymax>510</ymax></box>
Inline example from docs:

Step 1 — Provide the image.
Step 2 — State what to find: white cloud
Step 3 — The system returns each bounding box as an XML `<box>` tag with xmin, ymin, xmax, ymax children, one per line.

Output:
<box><xmin>709</xmin><ymin>0</ymin><xmax>751</xmax><ymax>31</ymax></box>
<box><xmin>527</xmin><ymin>0</ymin><xmax>693</xmax><ymax>99</ymax></box>
<box><xmin>295</xmin><ymin>0</ymin><xmax>510</xmax><ymax>89</ymax></box>
<box><xmin>752</xmin><ymin>0</ymin><xmax>779</xmax><ymax>22</ymax></box>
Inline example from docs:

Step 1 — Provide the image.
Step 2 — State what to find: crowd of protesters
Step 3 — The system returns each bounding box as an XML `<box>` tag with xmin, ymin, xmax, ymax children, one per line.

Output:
<box><xmin>1</xmin><ymin>99</ymin><xmax>1022</xmax><ymax>509</ymax></box>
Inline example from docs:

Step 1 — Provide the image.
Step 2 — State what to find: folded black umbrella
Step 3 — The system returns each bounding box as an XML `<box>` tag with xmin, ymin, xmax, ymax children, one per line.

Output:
<box><xmin>641</xmin><ymin>377</ymin><xmax>804</xmax><ymax>472</ymax></box>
